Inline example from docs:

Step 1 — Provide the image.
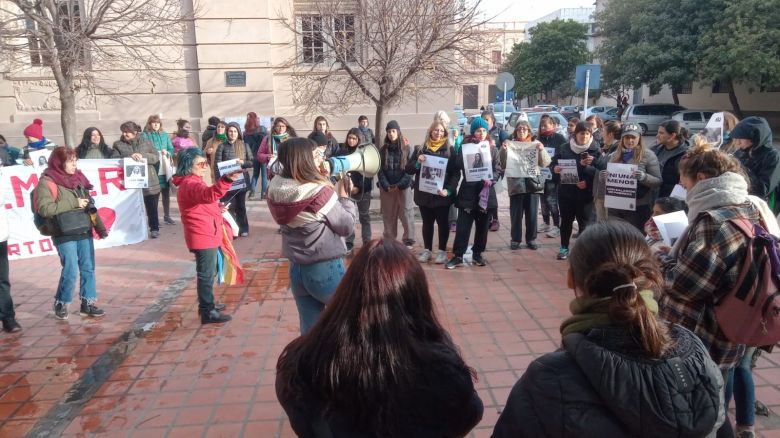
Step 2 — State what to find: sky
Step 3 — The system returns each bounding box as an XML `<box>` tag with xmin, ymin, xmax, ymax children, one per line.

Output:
<box><xmin>479</xmin><ymin>0</ymin><xmax>596</xmax><ymax>22</ymax></box>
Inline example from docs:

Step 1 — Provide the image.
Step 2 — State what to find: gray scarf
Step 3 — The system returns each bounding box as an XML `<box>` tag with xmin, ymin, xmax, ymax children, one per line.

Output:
<box><xmin>671</xmin><ymin>172</ymin><xmax>748</xmax><ymax>256</ymax></box>
<box><xmin>569</xmin><ymin>138</ymin><xmax>590</xmax><ymax>155</ymax></box>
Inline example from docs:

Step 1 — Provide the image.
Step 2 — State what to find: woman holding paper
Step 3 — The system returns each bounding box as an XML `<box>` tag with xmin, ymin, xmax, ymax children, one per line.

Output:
<box><xmin>445</xmin><ymin>117</ymin><xmax>499</xmax><ymax>269</ymax></box>
<box><xmin>257</xmin><ymin>117</ymin><xmax>298</xmax><ymax>183</ymax></box>
<box><xmin>602</xmin><ymin>123</ymin><xmax>661</xmax><ymax>231</ymax></box>
<box><xmin>114</xmin><ymin>121</ymin><xmax>161</xmax><ymax>238</ymax></box>
<box><xmin>215</xmin><ymin>122</ymin><xmax>253</xmax><ymax>237</ymax></box>
<box><xmin>406</xmin><ymin>120</ymin><xmax>454</xmax><ymax>264</ymax></box>
<box><xmin>141</xmin><ymin>115</ymin><xmax>177</xmax><ymax>225</ymax></box>
<box><xmin>500</xmin><ymin>120</ymin><xmax>551</xmax><ymax>250</ymax></box>
<box><xmin>550</xmin><ymin>121</ymin><xmax>601</xmax><ymax>260</ymax></box>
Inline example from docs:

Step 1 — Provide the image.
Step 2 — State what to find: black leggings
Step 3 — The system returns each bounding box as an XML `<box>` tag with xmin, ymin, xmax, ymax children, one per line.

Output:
<box><xmin>559</xmin><ymin>198</ymin><xmax>592</xmax><ymax>249</ymax></box>
<box><xmin>222</xmin><ymin>190</ymin><xmax>249</xmax><ymax>234</ymax></box>
<box><xmin>419</xmin><ymin>205</ymin><xmax>450</xmax><ymax>251</ymax></box>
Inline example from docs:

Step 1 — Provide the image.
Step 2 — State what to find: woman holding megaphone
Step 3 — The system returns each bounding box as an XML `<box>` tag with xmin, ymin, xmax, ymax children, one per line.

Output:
<box><xmin>267</xmin><ymin>137</ymin><xmax>357</xmax><ymax>334</ymax></box>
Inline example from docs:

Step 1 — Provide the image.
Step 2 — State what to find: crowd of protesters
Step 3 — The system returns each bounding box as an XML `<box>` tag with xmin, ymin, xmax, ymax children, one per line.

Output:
<box><xmin>1</xmin><ymin>108</ymin><xmax>779</xmax><ymax>438</ymax></box>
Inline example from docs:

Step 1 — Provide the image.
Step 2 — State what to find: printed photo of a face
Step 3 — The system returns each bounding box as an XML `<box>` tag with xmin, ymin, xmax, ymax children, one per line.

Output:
<box><xmin>129</xmin><ymin>165</ymin><xmax>145</xmax><ymax>178</ymax></box>
<box><xmin>469</xmin><ymin>152</ymin><xmax>484</xmax><ymax>168</ymax></box>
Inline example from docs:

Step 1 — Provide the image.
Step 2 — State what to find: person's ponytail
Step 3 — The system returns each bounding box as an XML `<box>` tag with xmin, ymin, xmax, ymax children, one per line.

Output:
<box><xmin>583</xmin><ymin>261</ymin><xmax>670</xmax><ymax>358</ymax></box>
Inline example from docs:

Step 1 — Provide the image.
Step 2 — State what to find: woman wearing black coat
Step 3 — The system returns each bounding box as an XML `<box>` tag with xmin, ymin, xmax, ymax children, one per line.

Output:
<box><xmin>492</xmin><ymin>221</ymin><xmax>724</xmax><ymax>438</ymax></box>
<box><xmin>215</xmin><ymin>122</ymin><xmax>253</xmax><ymax>236</ymax></box>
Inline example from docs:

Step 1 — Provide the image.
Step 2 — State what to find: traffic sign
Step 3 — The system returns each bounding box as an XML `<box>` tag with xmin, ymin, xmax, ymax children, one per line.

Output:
<box><xmin>495</xmin><ymin>72</ymin><xmax>515</xmax><ymax>92</ymax></box>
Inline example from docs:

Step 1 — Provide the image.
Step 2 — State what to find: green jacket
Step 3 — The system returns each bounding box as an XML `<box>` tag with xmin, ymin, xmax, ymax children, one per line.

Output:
<box><xmin>35</xmin><ymin>176</ymin><xmax>106</xmax><ymax>245</ymax></box>
<box><xmin>141</xmin><ymin>130</ymin><xmax>174</xmax><ymax>188</ymax></box>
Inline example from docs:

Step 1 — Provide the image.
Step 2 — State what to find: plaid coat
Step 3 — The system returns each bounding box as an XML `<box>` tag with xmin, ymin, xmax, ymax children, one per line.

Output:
<box><xmin>657</xmin><ymin>203</ymin><xmax>758</xmax><ymax>368</ymax></box>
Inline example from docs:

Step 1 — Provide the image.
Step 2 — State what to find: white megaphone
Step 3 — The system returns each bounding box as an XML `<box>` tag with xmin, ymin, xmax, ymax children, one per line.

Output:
<box><xmin>328</xmin><ymin>143</ymin><xmax>381</xmax><ymax>178</ymax></box>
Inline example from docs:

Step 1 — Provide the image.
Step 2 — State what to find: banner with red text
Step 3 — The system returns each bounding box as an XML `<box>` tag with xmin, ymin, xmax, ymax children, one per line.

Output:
<box><xmin>1</xmin><ymin>159</ymin><xmax>148</xmax><ymax>260</ymax></box>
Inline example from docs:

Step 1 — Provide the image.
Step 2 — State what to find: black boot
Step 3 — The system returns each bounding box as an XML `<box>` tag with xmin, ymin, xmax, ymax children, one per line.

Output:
<box><xmin>2</xmin><ymin>318</ymin><xmax>21</xmax><ymax>333</ymax></box>
<box><xmin>201</xmin><ymin>309</ymin><xmax>231</xmax><ymax>324</ymax></box>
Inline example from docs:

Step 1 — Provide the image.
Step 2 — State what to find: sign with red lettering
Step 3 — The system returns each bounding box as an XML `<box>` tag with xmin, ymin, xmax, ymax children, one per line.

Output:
<box><xmin>1</xmin><ymin>159</ymin><xmax>148</xmax><ymax>260</ymax></box>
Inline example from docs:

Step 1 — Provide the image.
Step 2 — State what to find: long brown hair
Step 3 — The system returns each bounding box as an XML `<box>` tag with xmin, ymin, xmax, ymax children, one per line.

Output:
<box><xmin>610</xmin><ymin>134</ymin><xmax>646</xmax><ymax>164</ymax></box>
<box><xmin>144</xmin><ymin>114</ymin><xmax>162</xmax><ymax>132</ymax></box>
<box><xmin>569</xmin><ymin>221</ymin><xmax>670</xmax><ymax>358</ymax></box>
<box><xmin>245</xmin><ymin>112</ymin><xmax>260</xmax><ymax>135</ymax></box>
<box><xmin>276</xmin><ymin>239</ymin><xmax>475</xmax><ymax>433</ymax></box>
<box><xmin>278</xmin><ymin>137</ymin><xmax>330</xmax><ymax>185</ymax></box>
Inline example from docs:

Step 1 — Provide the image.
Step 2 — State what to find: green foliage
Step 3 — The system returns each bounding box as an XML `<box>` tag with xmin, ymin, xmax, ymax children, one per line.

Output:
<box><xmin>503</xmin><ymin>19</ymin><xmax>588</xmax><ymax>99</ymax></box>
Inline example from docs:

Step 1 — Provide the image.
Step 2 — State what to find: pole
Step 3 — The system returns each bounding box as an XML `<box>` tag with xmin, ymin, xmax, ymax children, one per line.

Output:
<box><xmin>503</xmin><ymin>82</ymin><xmax>507</xmax><ymax>127</ymax></box>
<box><xmin>583</xmin><ymin>69</ymin><xmax>591</xmax><ymax>118</ymax></box>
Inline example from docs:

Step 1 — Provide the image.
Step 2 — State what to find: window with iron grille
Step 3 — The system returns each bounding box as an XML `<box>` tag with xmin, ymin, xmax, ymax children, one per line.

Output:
<box><xmin>334</xmin><ymin>15</ymin><xmax>355</xmax><ymax>63</ymax></box>
<box><xmin>300</xmin><ymin>15</ymin><xmax>324</xmax><ymax>64</ymax></box>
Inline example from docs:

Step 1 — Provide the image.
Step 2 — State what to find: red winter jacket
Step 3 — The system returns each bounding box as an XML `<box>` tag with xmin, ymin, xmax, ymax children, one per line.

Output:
<box><xmin>172</xmin><ymin>174</ymin><xmax>232</xmax><ymax>250</ymax></box>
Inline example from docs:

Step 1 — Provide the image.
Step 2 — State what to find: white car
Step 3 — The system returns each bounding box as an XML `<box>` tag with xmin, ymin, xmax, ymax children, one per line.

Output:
<box><xmin>671</xmin><ymin>110</ymin><xmax>717</xmax><ymax>132</ymax></box>
<box><xmin>581</xmin><ymin>106</ymin><xmax>616</xmax><ymax>120</ymax></box>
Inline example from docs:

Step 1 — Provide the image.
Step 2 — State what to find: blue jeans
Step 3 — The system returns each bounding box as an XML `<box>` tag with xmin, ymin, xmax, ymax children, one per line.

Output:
<box><xmin>289</xmin><ymin>258</ymin><xmax>345</xmax><ymax>334</ymax></box>
<box><xmin>251</xmin><ymin>163</ymin><xmax>268</xmax><ymax>196</ymax></box>
<box><xmin>725</xmin><ymin>346</ymin><xmax>756</xmax><ymax>427</ymax></box>
<box><xmin>55</xmin><ymin>237</ymin><xmax>97</xmax><ymax>305</ymax></box>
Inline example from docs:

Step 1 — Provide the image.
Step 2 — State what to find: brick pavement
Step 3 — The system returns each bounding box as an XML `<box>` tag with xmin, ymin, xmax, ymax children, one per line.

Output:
<box><xmin>0</xmin><ymin>191</ymin><xmax>779</xmax><ymax>437</ymax></box>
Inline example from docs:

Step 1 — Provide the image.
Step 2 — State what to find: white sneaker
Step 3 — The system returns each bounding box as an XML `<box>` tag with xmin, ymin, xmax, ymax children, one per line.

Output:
<box><xmin>546</xmin><ymin>226</ymin><xmax>560</xmax><ymax>238</ymax></box>
<box><xmin>537</xmin><ymin>223</ymin><xmax>550</xmax><ymax>233</ymax></box>
<box><xmin>434</xmin><ymin>250</ymin><xmax>447</xmax><ymax>264</ymax></box>
<box><xmin>418</xmin><ymin>249</ymin><xmax>432</xmax><ymax>263</ymax></box>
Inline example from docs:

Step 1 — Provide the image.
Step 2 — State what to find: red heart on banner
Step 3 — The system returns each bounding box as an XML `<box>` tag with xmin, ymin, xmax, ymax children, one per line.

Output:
<box><xmin>92</xmin><ymin>207</ymin><xmax>116</xmax><ymax>239</ymax></box>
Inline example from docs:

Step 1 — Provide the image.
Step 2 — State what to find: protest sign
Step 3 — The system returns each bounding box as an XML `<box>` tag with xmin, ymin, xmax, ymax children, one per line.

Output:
<box><xmin>544</xmin><ymin>147</ymin><xmax>556</xmax><ymax>158</ymax></box>
<box><xmin>558</xmin><ymin>159</ymin><xmax>579</xmax><ymax>184</ymax></box>
<box><xmin>704</xmin><ymin>112</ymin><xmax>724</xmax><ymax>148</ymax></box>
<box><xmin>652</xmin><ymin>210</ymin><xmax>689</xmax><ymax>246</ymax></box>
<box><xmin>604</xmin><ymin>162</ymin><xmax>638</xmax><ymax>211</ymax></box>
<box><xmin>30</xmin><ymin>149</ymin><xmax>51</xmax><ymax>170</ymax></box>
<box><xmin>217</xmin><ymin>159</ymin><xmax>246</xmax><ymax>191</ymax></box>
<box><xmin>1</xmin><ymin>160</ymin><xmax>147</xmax><ymax>260</ymax></box>
<box><xmin>123</xmin><ymin>158</ymin><xmax>148</xmax><ymax>189</ymax></box>
<box><xmin>462</xmin><ymin>142</ymin><xmax>492</xmax><ymax>182</ymax></box>
<box><xmin>541</xmin><ymin>167</ymin><xmax>552</xmax><ymax>181</ymax></box>
<box><xmin>504</xmin><ymin>142</ymin><xmax>539</xmax><ymax>178</ymax></box>
<box><xmin>419</xmin><ymin>155</ymin><xmax>448</xmax><ymax>195</ymax></box>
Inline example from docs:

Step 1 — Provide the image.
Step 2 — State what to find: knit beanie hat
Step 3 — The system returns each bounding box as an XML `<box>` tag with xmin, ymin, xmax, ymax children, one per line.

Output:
<box><xmin>24</xmin><ymin>118</ymin><xmax>44</xmax><ymax>139</ymax></box>
<box><xmin>386</xmin><ymin>120</ymin><xmax>401</xmax><ymax>132</ymax></box>
<box><xmin>309</xmin><ymin>131</ymin><xmax>329</xmax><ymax>146</ymax></box>
<box><xmin>471</xmin><ymin>117</ymin><xmax>490</xmax><ymax>134</ymax></box>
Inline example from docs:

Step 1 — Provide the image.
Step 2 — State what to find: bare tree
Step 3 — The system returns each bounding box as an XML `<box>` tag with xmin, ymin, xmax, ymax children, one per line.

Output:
<box><xmin>0</xmin><ymin>0</ymin><xmax>192</xmax><ymax>146</ymax></box>
<box><xmin>281</xmin><ymin>0</ymin><xmax>491</xmax><ymax>143</ymax></box>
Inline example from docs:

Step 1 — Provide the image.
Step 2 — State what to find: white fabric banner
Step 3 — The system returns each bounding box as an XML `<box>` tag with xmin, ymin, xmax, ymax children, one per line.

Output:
<box><xmin>2</xmin><ymin>159</ymin><xmax>148</xmax><ymax>260</ymax></box>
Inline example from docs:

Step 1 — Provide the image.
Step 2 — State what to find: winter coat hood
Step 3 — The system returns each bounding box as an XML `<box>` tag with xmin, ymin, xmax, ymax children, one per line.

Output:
<box><xmin>731</xmin><ymin>116</ymin><xmax>772</xmax><ymax>151</ymax></box>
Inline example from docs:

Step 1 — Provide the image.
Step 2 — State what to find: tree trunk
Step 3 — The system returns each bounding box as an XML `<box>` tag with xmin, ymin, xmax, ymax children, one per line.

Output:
<box><xmin>671</xmin><ymin>89</ymin><xmax>679</xmax><ymax>106</ymax></box>
<box><xmin>59</xmin><ymin>85</ymin><xmax>77</xmax><ymax>148</ymax></box>
<box><xmin>374</xmin><ymin>103</ymin><xmax>385</xmax><ymax>147</ymax></box>
<box><xmin>727</xmin><ymin>78</ymin><xmax>743</xmax><ymax>119</ymax></box>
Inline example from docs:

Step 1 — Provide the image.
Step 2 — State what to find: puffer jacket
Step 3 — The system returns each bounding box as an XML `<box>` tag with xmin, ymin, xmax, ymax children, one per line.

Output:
<box><xmin>113</xmin><ymin>137</ymin><xmax>161</xmax><ymax>196</ymax></box>
<box><xmin>594</xmin><ymin>148</ymin><xmax>662</xmax><ymax>207</ymax></box>
<box><xmin>492</xmin><ymin>324</ymin><xmax>724</xmax><ymax>438</ymax></box>
<box><xmin>733</xmin><ymin>116</ymin><xmax>780</xmax><ymax>200</ymax></box>
<box><xmin>215</xmin><ymin>139</ymin><xmax>253</xmax><ymax>192</ymax></box>
<box><xmin>447</xmin><ymin>136</ymin><xmax>500</xmax><ymax>210</ymax></box>
<box><xmin>377</xmin><ymin>140</ymin><xmax>412</xmax><ymax>190</ymax></box>
<box><xmin>406</xmin><ymin>143</ymin><xmax>455</xmax><ymax>208</ymax></box>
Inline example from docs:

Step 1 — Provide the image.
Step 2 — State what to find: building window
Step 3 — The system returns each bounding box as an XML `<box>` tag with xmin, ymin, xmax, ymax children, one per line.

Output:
<box><xmin>26</xmin><ymin>18</ymin><xmax>49</xmax><ymax>67</ymax></box>
<box><xmin>712</xmin><ymin>79</ymin><xmax>732</xmax><ymax>94</ymax></box>
<box><xmin>26</xmin><ymin>0</ymin><xmax>84</xmax><ymax>68</ymax></box>
<box><xmin>674</xmin><ymin>82</ymin><xmax>693</xmax><ymax>94</ymax></box>
<box><xmin>333</xmin><ymin>15</ymin><xmax>355</xmax><ymax>63</ymax></box>
<box><xmin>300</xmin><ymin>15</ymin><xmax>324</xmax><ymax>64</ymax></box>
<box><xmin>491</xmin><ymin>50</ymin><xmax>502</xmax><ymax>65</ymax></box>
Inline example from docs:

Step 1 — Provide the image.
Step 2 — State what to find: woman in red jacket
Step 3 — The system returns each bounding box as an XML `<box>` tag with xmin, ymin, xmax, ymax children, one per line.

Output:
<box><xmin>172</xmin><ymin>148</ymin><xmax>242</xmax><ymax>324</ymax></box>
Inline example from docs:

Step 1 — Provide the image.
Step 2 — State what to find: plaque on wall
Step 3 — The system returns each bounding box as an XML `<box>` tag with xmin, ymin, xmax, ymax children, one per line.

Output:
<box><xmin>225</xmin><ymin>71</ymin><xmax>246</xmax><ymax>87</ymax></box>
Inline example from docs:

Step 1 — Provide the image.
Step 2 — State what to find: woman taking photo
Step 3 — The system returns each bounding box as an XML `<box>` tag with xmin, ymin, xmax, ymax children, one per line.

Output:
<box><xmin>35</xmin><ymin>146</ymin><xmax>108</xmax><ymax>320</ymax></box>
<box><xmin>267</xmin><ymin>138</ymin><xmax>356</xmax><ymax>334</ymax></box>
<box><xmin>446</xmin><ymin>117</ymin><xmax>499</xmax><ymax>269</ymax></box>
<box><xmin>172</xmin><ymin>148</ymin><xmax>240</xmax><ymax>324</ymax></box>
<box><xmin>500</xmin><ymin>120</ymin><xmax>550</xmax><ymax>250</ymax></box>
<box><xmin>114</xmin><ymin>121</ymin><xmax>162</xmax><ymax>238</ymax></box>
<box><xmin>257</xmin><ymin>116</ymin><xmax>298</xmax><ymax>183</ymax></box>
<box><xmin>492</xmin><ymin>221</ymin><xmax>723</xmax><ymax>437</ymax></box>
<box><xmin>651</xmin><ymin>120</ymin><xmax>689</xmax><ymax>198</ymax></box>
<box><xmin>75</xmin><ymin>127</ymin><xmax>118</xmax><ymax>159</ymax></box>
<box><xmin>142</xmin><ymin>115</ymin><xmax>176</xmax><ymax>225</ymax></box>
<box><xmin>551</xmin><ymin>121</ymin><xmax>601</xmax><ymax>260</ymax></box>
<box><xmin>600</xmin><ymin>123</ymin><xmax>661</xmax><ymax>230</ymax></box>
<box><xmin>215</xmin><ymin>123</ymin><xmax>253</xmax><ymax>237</ymax></box>
<box><xmin>406</xmin><ymin>120</ymin><xmax>454</xmax><ymax>264</ymax></box>
<box><xmin>276</xmin><ymin>239</ymin><xmax>483</xmax><ymax>437</ymax></box>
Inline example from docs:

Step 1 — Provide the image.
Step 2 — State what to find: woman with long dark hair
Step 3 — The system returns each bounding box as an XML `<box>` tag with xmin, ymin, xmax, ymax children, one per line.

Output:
<box><xmin>651</xmin><ymin>119</ymin><xmax>690</xmax><ymax>198</ymax></box>
<box><xmin>267</xmin><ymin>137</ymin><xmax>356</xmax><ymax>333</ymax></box>
<box><xmin>493</xmin><ymin>221</ymin><xmax>724</xmax><ymax>437</ymax></box>
<box><xmin>309</xmin><ymin>115</ymin><xmax>340</xmax><ymax>158</ymax></box>
<box><xmin>76</xmin><ymin>127</ymin><xmax>117</xmax><ymax>160</ymax></box>
<box><xmin>215</xmin><ymin>122</ymin><xmax>253</xmax><ymax>236</ymax></box>
<box><xmin>276</xmin><ymin>239</ymin><xmax>483</xmax><ymax>436</ymax></box>
<box><xmin>378</xmin><ymin>120</ymin><xmax>415</xmax><ymax>247</ymax></box>
<box><xmin>257</xmin><ymin>116</ymin><xmax>298</xmax><ymax>184</ymax></box>
<box><xmin>335</xmin><ymin>128</ymin><xmax>373</xmax><ymax>252</ymax></box>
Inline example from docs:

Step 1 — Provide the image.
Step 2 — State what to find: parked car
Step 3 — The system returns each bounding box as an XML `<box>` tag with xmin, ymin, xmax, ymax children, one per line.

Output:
<box><xmin>602</xmin><ymin>107</ymin><xmax>620</xmax><ymax>121</ymax></box>
<box><xmin>504</xmin><ymin>111</ymin><xmax>568</xmax><ymax>138</ymax></box>
<box><xmin>671</xmin><ymin>110</ymin><xmax>716</xmax><ymax>132</ymax></box>
<box><xmin>487</xmin><ymin>102</ymin><xmax>517</xmax><ymax>127</ymax></box>
<box><xmin>535</xmin><ymin>104</ymin><xmax>557</xmax><ymax>111</ymax></box>
<box><xmin>559</xmin><ymin>105</ymin><xmax>580</xmax><ymax>119</ymax></box>
<box><xmin>621</xmin><ymin>103</ymin><xmax>686</xmax><ymax>134</ymax></box>
<box><xmin>581</xmin><ymin>106</ymin><xmax>617</xmax><ymax>120</ymax></box>
<box><xmin>454</xmin><ymin>108</ymin><xmax>468</xmax><ymax>129</ymax></box>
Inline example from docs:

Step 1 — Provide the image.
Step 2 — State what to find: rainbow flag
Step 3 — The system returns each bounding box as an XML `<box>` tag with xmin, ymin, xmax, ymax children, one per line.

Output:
<box><xmin>216</xmin><ymin>224</ymin><xmax>244</xmax><ymax>285</ymax></box>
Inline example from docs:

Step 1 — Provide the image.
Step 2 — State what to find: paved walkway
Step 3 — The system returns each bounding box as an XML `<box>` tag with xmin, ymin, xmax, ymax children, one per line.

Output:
<box><xmin>1</xmin><ymin>191</ymin><xmax>779</xmax><ymax>438</ymax></box>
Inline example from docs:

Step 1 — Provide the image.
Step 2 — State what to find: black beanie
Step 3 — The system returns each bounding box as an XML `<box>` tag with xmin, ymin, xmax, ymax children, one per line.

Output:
<box><xmin>386</xmin><ymin>120</ymin><xmax>401</xmax><ymax>132</ymax></box>
<box><xmin>309</xmin><ymin>131</ymin><xmax>329</xmax><ymax>146</ymax></box>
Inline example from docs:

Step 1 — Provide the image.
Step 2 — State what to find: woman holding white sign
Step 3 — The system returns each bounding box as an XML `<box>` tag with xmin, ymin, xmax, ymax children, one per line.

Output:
<box><xmin>406</xmin><ymin>120</ymin><xmax>454</xmax><ymax>264</ymax></box>
<box><xmin>215</xmin><ymin>122</ymin><xmax>253</xmax><ymax>237</ymax></box>
<box><xmin>602</xmin><ymin>123</ymin><xmax>661</xmax><ymax>231</ymax></box>
<box><xmin>500</xmin><ymin>120</ymin><xmax>550</xmax><ymax>250</ymax></box>
<box><xmin>445</xmin><ymin>117</ymin><xmax>499</xmax><ymax>269</ymax></box>
<box><xmin>114</xmin><ymin>121</ymin><xmax>161</xmax><ymax>238</ymax></box>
